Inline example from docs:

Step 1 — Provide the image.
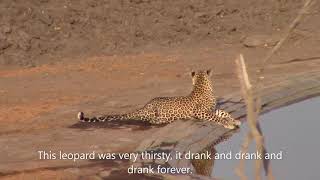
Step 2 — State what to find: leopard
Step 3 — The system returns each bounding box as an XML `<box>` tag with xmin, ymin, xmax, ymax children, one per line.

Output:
<box><xmin>77</xmin><ymin>69</ymin><xmax>241</xmax><ymax>129</ymax></box>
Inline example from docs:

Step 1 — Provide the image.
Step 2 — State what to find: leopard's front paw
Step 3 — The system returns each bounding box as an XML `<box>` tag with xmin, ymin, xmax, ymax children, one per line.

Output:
<box><xmin>223</xmin><ymin>124</ymin><xmax>236</xmax><ymax>129</ymax></box>
<box><xmin>234</xmin><ymin>119</ymin><xmax>241</xmax><ymax>126</ymax></box>
<box><xmin>222</xmin><ymin>119</ymin><xmax>241</xmax><ymax>129</ymax></box>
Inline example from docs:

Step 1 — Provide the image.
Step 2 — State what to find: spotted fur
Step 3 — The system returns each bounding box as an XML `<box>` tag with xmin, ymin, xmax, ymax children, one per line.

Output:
<box><xmin>77</xmin><ymin>70</ymin><xmax>241</xmax><ymax>129</ymax></box>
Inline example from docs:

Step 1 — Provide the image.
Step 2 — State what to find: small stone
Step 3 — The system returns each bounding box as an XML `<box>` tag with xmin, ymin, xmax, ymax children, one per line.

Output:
<box><xmin>243</xmin><ymin>34</ymin><xmax>280</xmax><ymax>47</ymax></box>
<box><xmin>99</xmin><ymin>170</ymin><xmax>111</xmax><ymax>178</ymax></box>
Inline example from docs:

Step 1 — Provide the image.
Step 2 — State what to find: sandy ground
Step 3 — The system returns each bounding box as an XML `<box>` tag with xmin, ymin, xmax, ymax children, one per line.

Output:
<box><xmin>1</xmin><ymin>42</ymin><xmax>320</xmax><ymax>134</ymax></box>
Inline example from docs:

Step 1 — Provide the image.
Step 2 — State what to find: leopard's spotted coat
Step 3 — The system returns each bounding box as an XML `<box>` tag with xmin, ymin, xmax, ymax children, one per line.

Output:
<box><xmin>78</xmin><ymin>70</ymin><xmax>241</xmax><ymax>129</ymax></box>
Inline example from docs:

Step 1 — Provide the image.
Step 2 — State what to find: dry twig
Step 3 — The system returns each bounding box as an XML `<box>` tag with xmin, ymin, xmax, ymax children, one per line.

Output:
<box><xmin>235</xmin><ymin>55</ymin><xmax>267</xmax><ymax>180</ymax></box>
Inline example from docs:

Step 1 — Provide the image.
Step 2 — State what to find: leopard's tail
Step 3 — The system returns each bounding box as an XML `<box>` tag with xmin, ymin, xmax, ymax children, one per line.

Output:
<box><xmin>77</xmin><ymin>111</ymin><xmax>143</xmax><ymax>122</ymax></box>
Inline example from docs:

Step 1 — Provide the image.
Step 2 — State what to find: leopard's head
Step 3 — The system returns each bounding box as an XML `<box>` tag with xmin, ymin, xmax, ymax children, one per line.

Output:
<box><xmin>215</xmin><ymin>109</ymin><xmax>241</xmax><ymax>129</ymax></box>
<box><xmin>191</xmin><ymin>69</ymin><xmax>213</xmax><ymax>92</ymax></box>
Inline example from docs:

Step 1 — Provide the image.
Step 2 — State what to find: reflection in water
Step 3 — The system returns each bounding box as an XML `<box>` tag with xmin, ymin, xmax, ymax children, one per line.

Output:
<box><xmin>211</xmin><ymin>97</ymin><xmax>320</xmax><ymax>179</ymax></box>
<box><xmin>191</xmin><ymin>145</ymin><xmax>217</xmax><ymax>176</ymax></box>
<box><xmin>191</xmin><ymin>128</ymin><xmax>239</xmax><ymax>176</ymax></box>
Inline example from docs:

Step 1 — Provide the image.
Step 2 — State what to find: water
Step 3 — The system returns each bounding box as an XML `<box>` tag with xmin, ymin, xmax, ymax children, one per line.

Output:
<box><xmin>213</xmin><ymin>97</ymin><xmax>320</xmax><ymax>180</ymax></box>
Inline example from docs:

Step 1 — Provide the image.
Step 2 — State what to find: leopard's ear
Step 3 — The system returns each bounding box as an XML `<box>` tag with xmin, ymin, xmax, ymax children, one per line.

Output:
<box><xmin>191</xmin><ymin>71</ymin><xmax>196</xmax><ymax>77</ymax></box>
<box><xmin>206</xmin><ymin>69</ymin><xmax>212</xmax><ymax>77</ymax></box>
